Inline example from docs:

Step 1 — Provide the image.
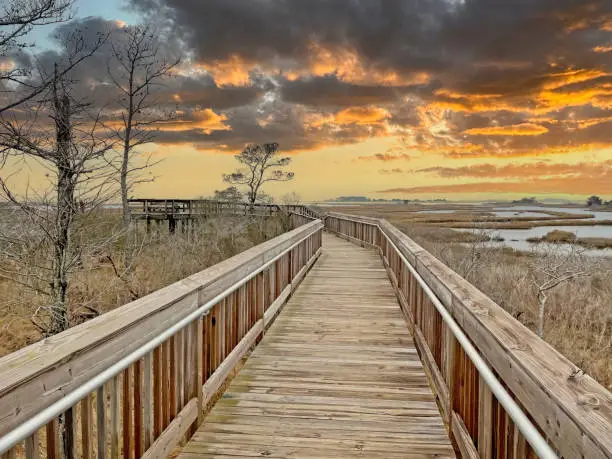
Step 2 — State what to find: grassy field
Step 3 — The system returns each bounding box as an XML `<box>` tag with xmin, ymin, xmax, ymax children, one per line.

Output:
<box><xmin>326</xmin><ymin>204</ymin><xmax>612</xmax><ymax>389</ymax></box>
<box><xmin>0</xmin><ymin>213</ymin><xmax>288</xmax><ymax>357</ymax></box>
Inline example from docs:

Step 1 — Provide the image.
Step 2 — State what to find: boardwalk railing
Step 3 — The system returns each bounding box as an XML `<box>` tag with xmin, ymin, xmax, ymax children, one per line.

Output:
<box><xmin>0</xmin><ymin>220</ymin><xmax>323</xmax><ymax>458</ymax></box>
<box><xmin>128</xmin><ymin>199</ymin><xmax>321</xmax><ymax>221</ymax></box>
<box><xmin>326</xmin><ymin>212</ymin><xmax>612</xmax><ymax>459</ymax></box>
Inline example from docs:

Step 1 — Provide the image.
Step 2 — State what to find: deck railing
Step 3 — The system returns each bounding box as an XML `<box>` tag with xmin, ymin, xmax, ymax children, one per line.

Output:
<box><xmin>127</xmin><ymin>199</ymin><xmax>321</xmax><ymax>220</ymax></box>
<box><xmin>326</xmin><ymin>212</ymin><xmax>612</xmax><ymax>459</ymax></box>
<box><xmin>0</xmin><ymin>220</ymin><xmax>323</xmax><ymax>458</ymax></box>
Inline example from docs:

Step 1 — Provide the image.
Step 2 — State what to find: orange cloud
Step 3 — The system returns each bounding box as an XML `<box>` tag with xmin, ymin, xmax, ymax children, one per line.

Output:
<box><xmin>430</xmin><ymin>68</ymin><xmax>611</xmax><ymax>115</ymax></box>
<box><xmin>303</xmin><ymin>43</ymin><xmax>430</xmax><ymax>87</ymax></box>
<box><xmin>574</xmin><ymin>116</ymin><xmax>612</xmax><ymax>129</ymax></box>
<box><xmin>335</xmin><ymin>106</ymin><xmax>391</xmax><ymax>125</ymax></box>
<box><xmin>593</xmin><ymin>45</ymin><xmax>612</xmax><ymax>53</ymax></box>
<box><xmin>198</xmin><ymin>55</ymin><xmax>253</xmax><ymax>86</ymax></box>
<box><xmin>442</xmin><ymin>142</ymin><xmax>609</xmax><ymax>159</ymax></box>
<box><xmin>281</xmin><ymin>43</ymin><xmax>430</xmax><ymax>87</ymax></box>
<box><xmin>308</xmin><ymin>106</ymin><xmax>391</xmax><ymax>129</ymax></box>
<box><xmin>464</xmin><ymin>123</ymin><xmax>549</xmax><ymax>136</ymax></box>
<box><xmin>159</xmin><ymin>108</ymin><xmax>231</xmax><ymax>133</ymax></box>
<box><xmin>417</xmin><ymin>160</ymin><xmax>612</xmax><ymax>179</ymax></box>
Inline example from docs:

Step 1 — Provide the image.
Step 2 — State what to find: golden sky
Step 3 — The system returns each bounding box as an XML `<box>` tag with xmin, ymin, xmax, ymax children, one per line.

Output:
<box><xmin>3</xmin><ymin>0</ymin><xmax>612</xmax><ymax>201</ymax></box>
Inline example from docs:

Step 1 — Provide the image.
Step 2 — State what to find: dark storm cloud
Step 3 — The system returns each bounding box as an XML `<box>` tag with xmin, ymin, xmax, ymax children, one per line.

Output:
<box><xmin>280</xmin><ymin>76</ymin><xmax>416</xmax><ymax>108</ymax></box>
<box><xmin>132</xmin><ymin>0</ymin><xmax>446</xmax><ymax>74</ymax></box>
<box><xmin>22</xmin><ymin>0</ymin><xmax>612</xmax><ymax>156</ymax></box>
<box><xmin>132</xmin><ymin>0</ymin><xmax>611</xmax><ymax>79</ymax></box>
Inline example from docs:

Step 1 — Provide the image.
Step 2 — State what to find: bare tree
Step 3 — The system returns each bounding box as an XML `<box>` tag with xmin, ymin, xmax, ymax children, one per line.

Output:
<box><xmin>0</xmin><ymin>58</ymin><xmax>115</xmax><ymax>458</ymax></box>
<box><xmin>106</xmin><ymin>23</ymin><xmax>180</xmax><ymax>229</ymax></box>
<box><xmin>456</xmin><ymin>219</ymin><xmax>498</xmax><ymax>282</ymax></box>
<box><xmin>0</xmin><ymin>65</ymin><xmax>115</xmax><ymax>337</ymax></box>
<box><xmin>0</xmin><ymin>0</ymin><xmax>71</xmax><ymax>52</ymax></box>
<box><xmin>223</xmin><ymin>143</ymin><xmax>294</xmax><ymax>206</ymax></box>
<box><xmin>527</xmin><ymin>244</ymin><xmax>595</xmax><ymax>338</ymax></box>
<box><xmin>0</xmin><ymin>0</ymin><xmax>110</xmax><ymax>114</ymax></box>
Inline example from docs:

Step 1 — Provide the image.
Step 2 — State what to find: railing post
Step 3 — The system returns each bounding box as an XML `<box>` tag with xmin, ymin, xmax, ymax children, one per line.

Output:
<box><xmin>478</xmin><ymin>376</ymin><xmax>493</xmax><ymax>458</ymax></box>
<box><xmin>197</xmin><ymin>316</ymin><xmax>204</xmax><ymax>425</ymax></box>
<box><xmin>256</xmin><ymin>272</ymin><xmax>264</xmax><ymax>323</ymax></box>
<box><xmin>444</xmin><ymin>324</ymin><xmax>456</xmax><ymax>426</ymax></box>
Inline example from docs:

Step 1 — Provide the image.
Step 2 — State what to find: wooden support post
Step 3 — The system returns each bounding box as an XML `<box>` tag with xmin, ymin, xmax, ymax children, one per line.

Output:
<box><xmin>197</xmin><ymin>316</ymin><xmax>204</xmax><ymax>425</ymax></box>
<box><xmin>110</xmin><ymin>376</ymin><xmax>120</xmax><ymax>459</ymax></box>
<box><xmin>122</xmin><ymin>367</ymin><xmax>131</xmax><ymax>459</ymax></box>
<box><xmin>96</xmin><ymin>385</ymin><xmax>106</xmax><ymax>459</ymax></box>
<box><xmin>144</xmin><ymin>353</ymin><xmax>153</xmax><ymax>451</ymax></box>
<box><xmin>25</xmin><ymin>430</ymin><xmax>39</xmax><ymax>459</ymax></box>
<box><xmin>445</xmin><ymin>326</ymin><xmax>457</xmax><ymax>427</ymax></box>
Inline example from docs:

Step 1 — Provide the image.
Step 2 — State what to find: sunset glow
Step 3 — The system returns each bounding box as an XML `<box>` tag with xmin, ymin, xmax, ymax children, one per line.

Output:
<box><xmin>3</xmin><ymin>0</ymin><xmax>612</xmax><ymax>201</ymax></box>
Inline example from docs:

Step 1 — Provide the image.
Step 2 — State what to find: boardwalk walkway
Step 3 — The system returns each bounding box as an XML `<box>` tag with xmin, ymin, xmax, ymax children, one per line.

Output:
<box><xmin>178</xmin><ymin>233</ymin><xmax>455</xmax><ymax>458</ymax></box>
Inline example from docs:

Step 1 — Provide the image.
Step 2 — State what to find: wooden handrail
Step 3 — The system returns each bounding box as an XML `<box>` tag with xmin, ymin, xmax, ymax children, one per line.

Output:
<box><xmin>0</xmin><ymin>220</ymin><xmax>323</xmax><ymax>457</ymax></box>
<box><xmin>326</xmin><ymin>212</ymin><xmax>612</xmax><ymax>459</ymax></box>
<box><xmin>127</xmin><ymin>198</ymin><xmax>323</xmax><ymax>222</ymax></box>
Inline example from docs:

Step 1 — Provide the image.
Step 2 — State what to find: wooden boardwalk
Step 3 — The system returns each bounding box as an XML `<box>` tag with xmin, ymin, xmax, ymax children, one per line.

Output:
<box><xmin>178</xmin><ymin>233</ymin><xmax>455</xmax><ymax>458</ymax></box>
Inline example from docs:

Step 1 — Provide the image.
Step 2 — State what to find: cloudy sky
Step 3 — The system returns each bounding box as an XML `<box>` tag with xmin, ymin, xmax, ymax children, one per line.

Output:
<box><xmin>9</xmin><ymin>0</ymin><xmax>612</xmax><ymax>200</ymax></box>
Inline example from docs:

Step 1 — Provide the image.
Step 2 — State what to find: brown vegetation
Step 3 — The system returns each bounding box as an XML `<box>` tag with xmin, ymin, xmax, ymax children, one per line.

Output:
<box><xmin>0</xmin><ymin>214</ymin><xmax>286</xmax><ymax>357</ymax></box>
<box><xmin>400</xmin><ymin>223</ymin><xmax>612</xmax><ymax>389</ymax></box>
<box><xmin>323</xmin><ymin>204</ymin><xmax>609</xmax><ymax>229</ymax></box>
<box><xmin>527</xmin><ymin>230</ymin><xmax>612</xmax><ymax>249</ymax></box>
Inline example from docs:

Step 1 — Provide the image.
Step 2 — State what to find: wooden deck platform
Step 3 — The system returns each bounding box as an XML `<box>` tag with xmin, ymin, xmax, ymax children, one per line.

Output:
<box><xmin>178</xmin><ymin>233</ymin><xmax>455</xmax><ymax>458</ymax></box>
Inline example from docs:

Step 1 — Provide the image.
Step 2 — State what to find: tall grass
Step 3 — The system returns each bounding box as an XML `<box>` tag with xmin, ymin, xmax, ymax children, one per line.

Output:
<box><xmin>0</xmin><ymin>214</ymin><xmax>287</xmax><ymax>357</ymax></box>
<box><xmin>401</xmin><ymin>224</ymin><xmax>612</xmax><ymax>390</ymax></box>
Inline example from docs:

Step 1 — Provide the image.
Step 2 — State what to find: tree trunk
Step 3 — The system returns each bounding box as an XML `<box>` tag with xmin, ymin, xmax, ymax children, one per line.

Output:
<box><xmin>248</xmin><ymin>189</ymin><xmax>256</xmax><ymax>214</ymax></box>
<box><xmin>52</xmin><ymin>89</ymin><xmax>73</xmax><ymax>337</ymax></box>
<box><xmin>121</xmin><ymin>130</ymin><xmax>131</xmax><ymax>229</ymax></box>
<box><xmin>53</xmin><ymin>76</ymin><xmax>76</xmax><ymax>459</ymax></box>
<box><xmin>537</xmin><ymin>292</ymin><xmax>546</xmax><ymax>338</ymax></box>
<box><xmin>121</xmin><ymin>73</ymin><xmax>135</xmax><ymax>270</ymax></box>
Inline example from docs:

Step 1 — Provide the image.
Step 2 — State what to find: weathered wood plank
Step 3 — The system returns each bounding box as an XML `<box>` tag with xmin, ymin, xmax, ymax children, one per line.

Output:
<box><xmin>96</xmin><ymin>385</ymin><xmax>106</xmax><ymax>459</ymax></box>
<box><xmin>110</xmin><ymin>376</ymin><xmax>120</xmax><ymax>459</ymax></box>
<box><xmin>178</xmin><ymin>234</ymin><xmax>454</xmax><ymax>458</ymax></box>
<box><xmin>0</xmin><ymin>221</ymin><xmax>322</xmax><ymax>438</ymax></box>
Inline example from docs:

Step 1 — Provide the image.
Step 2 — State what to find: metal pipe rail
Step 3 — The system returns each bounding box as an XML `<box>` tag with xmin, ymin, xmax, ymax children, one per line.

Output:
<box><xmin>382</xmin><ymin>226</ymin><xmax>557</xmax><ymax>459</ymax></box>
<box><xmin>325</xmin><ymin>212</ymin><xmax>612</xmax><ymax>459</ymax></box>
<box><xmin>0</xmin><ymin>219</ymin><xmax>323</xmax><ymax>457</ymax></box>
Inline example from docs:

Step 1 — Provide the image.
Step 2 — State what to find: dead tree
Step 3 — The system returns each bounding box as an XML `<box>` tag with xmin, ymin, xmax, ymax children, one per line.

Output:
<box><xmin>0</xmin><ymin>0</ymin><xmax>110</xmax><ymax>114</ymax></box>
<box><xmin>527</xmin><ymin>244</ymin><xmax>595</xmax><ymax>338</ymax></box>
<box><xmin>106</xmin><ymin>23</ymin><xmax>180</xmax><ymax>229</ymax></box>
<box><xmin>0</xmin><ymin>61</ymin><xmax>115</xmax><ymax>459</ymax></box>
<box><xmin>223</xmin><ymin>143</ymin><xmax>294</xmax><ymax>206</ymax></box>
<box><xmin>0</xmin><ymin>66</ymin><xmax>114</xmax><ymax>336</ymax></box>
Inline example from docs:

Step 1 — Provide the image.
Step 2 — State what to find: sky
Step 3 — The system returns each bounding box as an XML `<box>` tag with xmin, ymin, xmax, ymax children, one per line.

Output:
<box><xmin>4</xmin><ymin>0</ymin><xmax>612</xmax><ymax>201</ymax></box>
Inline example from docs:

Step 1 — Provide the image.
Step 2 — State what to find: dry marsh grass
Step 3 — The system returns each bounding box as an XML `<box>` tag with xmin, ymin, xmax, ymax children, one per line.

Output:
<box><xmin>527</xmin><ymin>230</ymin><xmax>612</xmax><ymax>249</ymax></box>
<box><xmin>325</xmin><ymin>204</ymin><xmax>610</xmax><ymax>229</ymax></box>
<box><xmin>401</xmin><ymin>223</ymin><xmax>612</xmax><ymax>390</ymax></box>
<box><xmin>0</xmin><ymin>214</ymin><xmax>287</xmax><ymax>357</ymax></box>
